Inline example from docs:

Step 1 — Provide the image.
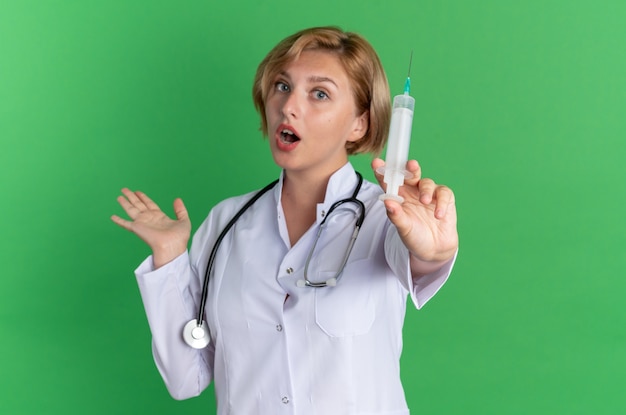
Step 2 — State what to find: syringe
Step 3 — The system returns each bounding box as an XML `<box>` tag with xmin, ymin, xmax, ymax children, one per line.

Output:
<box><xmin>377</xmin><ymin>53</ymin><xmax>415</xmax><ymax>203</ymax></box>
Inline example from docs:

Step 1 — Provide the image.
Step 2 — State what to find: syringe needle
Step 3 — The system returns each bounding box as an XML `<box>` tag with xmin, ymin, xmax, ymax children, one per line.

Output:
<box><xmin>404</xmin><ymin>51</ymin><xmax>413</xmax><ymax>94</ymax></box>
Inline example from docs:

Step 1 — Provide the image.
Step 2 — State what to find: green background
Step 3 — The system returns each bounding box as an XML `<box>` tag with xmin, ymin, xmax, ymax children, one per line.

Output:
<box><xmin>1</xmin><ymin>1</ymin><xmax>625</xmax><ymax>414</ymax></box>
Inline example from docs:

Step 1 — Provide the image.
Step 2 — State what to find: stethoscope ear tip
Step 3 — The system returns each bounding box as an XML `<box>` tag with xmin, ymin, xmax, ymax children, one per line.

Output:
<box><xmin>183</xmin><ymin>319</ymin><xmax>211</xmax><ymax>349</ymax></box>
<box><xmin>296</xmin><ymin>279</ymin><xmax>306</xmax><ymax>288</ymax></box>
<box><xmin>326</xmin><ymin>278</ymin><xmax>337</xmax><ymax>287</ymax></box>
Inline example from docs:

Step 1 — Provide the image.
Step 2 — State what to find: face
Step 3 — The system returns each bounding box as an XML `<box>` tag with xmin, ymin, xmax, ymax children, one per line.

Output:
<box><xmin>264</xmin><ymin>50</ymin><xmax>368</xmax><ymax>179</ymax></box>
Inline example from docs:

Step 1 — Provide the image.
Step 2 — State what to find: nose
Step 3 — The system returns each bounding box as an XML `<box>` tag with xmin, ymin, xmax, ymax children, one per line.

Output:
<box><xmin>281</xmin><ymin>90</ymin><xmax>301</xmax><ymax>120</ymax></box>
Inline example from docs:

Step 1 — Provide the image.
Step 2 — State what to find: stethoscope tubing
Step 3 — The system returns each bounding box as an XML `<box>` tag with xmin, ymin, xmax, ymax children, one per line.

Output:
<box><xmin>195</xmin><ymin>179</ymin><xmax>279</xmax><ymax>324</ymax></box>
<box><xmin>186</xmin><ymin>172</ymin><xmax>365</xmax><ymax>348</ymax></box>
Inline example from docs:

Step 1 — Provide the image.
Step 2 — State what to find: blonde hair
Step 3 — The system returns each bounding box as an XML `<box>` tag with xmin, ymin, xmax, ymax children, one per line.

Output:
<box><xmin>252</xmin><ymin>26</ymin><xmax>391</xmax><ymax>156</ymax></box>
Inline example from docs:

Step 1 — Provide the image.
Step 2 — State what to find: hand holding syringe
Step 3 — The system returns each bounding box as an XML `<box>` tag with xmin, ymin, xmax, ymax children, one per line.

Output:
<box><xmin>376</xmin><ymin>54</ymin><xmax>415</xmax><ymax>203</ymax></box>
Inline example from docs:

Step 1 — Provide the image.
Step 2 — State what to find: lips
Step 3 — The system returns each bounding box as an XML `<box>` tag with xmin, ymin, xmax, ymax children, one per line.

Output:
<box><xmin>275</xmin><ymin>124</ymin><xmax>301</xmax><ymax>151</ymax></box>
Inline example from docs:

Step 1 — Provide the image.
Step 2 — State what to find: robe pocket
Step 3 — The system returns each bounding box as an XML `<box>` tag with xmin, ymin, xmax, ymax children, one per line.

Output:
<box><xmin>313</xmin><ymin>270</ymin><xmax>376</xmax><ymax>338</ymax></box>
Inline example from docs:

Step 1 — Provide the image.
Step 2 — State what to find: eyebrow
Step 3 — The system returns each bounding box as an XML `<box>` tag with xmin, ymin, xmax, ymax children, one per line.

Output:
<box><xmin>277</xmin><ymin>71</ymin><xmax>338</xmax><ymax>88</ymax></box>
<box><xmin>307</xmin><ymin>76</ymin><xmax>338</xmax><ymax>88</ymax></box>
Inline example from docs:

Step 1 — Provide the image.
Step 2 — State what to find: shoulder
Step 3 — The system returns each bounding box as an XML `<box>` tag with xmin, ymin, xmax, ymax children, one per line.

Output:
<box><xmin>208</xmin><ymin>182</ymin><xmax>278</xmax><ymax>227</ymax></box>
<box><xmin>188</xmin><ymin>182</ymin><xmax>278</xmax><ymax>261</ymax></box>
<box><xmin>360</xmin><ymin>176</ymin><xmax>383</xmax><ymax>196</ymax></box>
<box><xmin>202</xmin><ymin>177</ymin><xmax>280</xmax><ymax>225</ymax></box>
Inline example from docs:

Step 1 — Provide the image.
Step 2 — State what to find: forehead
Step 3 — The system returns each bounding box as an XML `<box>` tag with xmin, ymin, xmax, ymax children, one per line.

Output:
<box><xmin>278</xmin><ymin>50</ymin><xmax>351</xmax><ymax>84</ymax></box>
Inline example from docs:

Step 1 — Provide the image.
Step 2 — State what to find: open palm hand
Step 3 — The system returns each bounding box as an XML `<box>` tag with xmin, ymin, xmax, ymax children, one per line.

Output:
<box><xmin>111</xmin><ymin>188</ymin><xmax>191</xmax><ymax>268</ymax></box>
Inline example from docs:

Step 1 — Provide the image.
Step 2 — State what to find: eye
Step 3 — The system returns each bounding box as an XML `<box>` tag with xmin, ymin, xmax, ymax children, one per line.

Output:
<box><xmin>313</xmin><ymin>90</ymin><xmax>329</xmax><ymax>100</ymax></box>
<box><xmin>275</xmin><ymin>81</ymin><xmax>290</xmax><ymax>93</ymax></box>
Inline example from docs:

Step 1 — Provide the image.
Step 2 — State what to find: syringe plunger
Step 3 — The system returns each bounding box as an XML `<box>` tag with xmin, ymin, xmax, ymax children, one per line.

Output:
<box><xmin>377</xmin><ymin>92</ymin><xmax>415</xmax><ymax>203</ymax></box>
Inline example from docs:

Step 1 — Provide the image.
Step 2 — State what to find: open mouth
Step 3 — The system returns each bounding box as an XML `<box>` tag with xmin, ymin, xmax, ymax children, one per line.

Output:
<box><xmin>280</xmin><ymin>128</ymin><xmax>300</xmax><ymax>144</ymax></box>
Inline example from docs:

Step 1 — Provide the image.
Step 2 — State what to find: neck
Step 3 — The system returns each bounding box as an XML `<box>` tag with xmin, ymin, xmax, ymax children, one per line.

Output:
<box><xmin>282</xmin><ymin>172</ymin><xmax>328</xmax><ymax>207</ymax></box>
<box><xmin>280</xmin><ymin>169</ymin><xmax>336</xmax><ymax>246</ymax></box>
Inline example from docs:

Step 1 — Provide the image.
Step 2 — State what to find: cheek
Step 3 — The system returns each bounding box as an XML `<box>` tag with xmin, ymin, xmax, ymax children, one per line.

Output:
<box><xmin>318</xmin><ymin>117</ymin><xmax>341</xmax><ymax>137</ymax></box>
<box><xmin>265</xmin><ymin>93</ymin><xmax>282</xmax><ymax>112</ymax></box>
<box><xmin>336</xmin><ymin>113</ymin><xmax>357</xmax><ymax>133</ymax></box>
<box><xmin>264</xmin><ymin>100</ymin><xmax>281</xmax><ymax>123</ymax></box>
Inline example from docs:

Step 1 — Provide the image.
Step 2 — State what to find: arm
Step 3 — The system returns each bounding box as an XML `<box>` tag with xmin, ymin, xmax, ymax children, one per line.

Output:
<box><xmin>112</xmin><ymin>189</ymin><xmax>213</xmax><ymax>398</ymax></box>
<box><xmin>135</xmin><ymin>253</ymin><xmax>213</xmax><ymax>399</ymax></box>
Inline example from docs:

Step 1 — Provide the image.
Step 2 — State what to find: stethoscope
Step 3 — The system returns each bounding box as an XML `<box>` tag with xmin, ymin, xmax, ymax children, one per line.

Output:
<box><xmin>183</xmin><ymin>172</ymin><xmax>366</xmax><ymax>349</ymax></box>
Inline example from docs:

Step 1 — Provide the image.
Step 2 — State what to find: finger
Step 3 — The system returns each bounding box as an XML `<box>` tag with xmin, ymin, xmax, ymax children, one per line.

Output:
<box><xmin>120</xmin><ymin>188</ymin><xmax>148</xmax><ymax>210</ymax></box>
<box><xmin>432</xmin><ymin>186</ymin><xmax>455</xmax><ymax>219</ymax></box>
<box><xmin>383</xmin><ymin>198</ymin><xmax>402</xmax><ymax>216</ymax></box>
<box><xmin>417</xmin><ymin>178</ymin><xmax>437</xmax><ymax>205</ymax></box>
<box><xmin>111</xmin><ymin>214</ymin><xmax>133</xmax><ymax>231</ymax></box>
<box><xmin>135</xmin><ymin>191</ymin><xmax>161</xmax><ymax>211</ymax></box>
<box><xmin>383</xmin><ymin>198</ymin><xmax>412</xmax><ymax>234</ymax></box>
<box><xmin>116</xmin><ymin>194</ymin><xmax>141</xmax><ymax>217</ymax></box>
<box><xmin>402</xmin><ymin>160</ymin><xmax>422</xmax><ymax>187</ymax></box>
<box><xmin>173</xmin><ymin>198</ymin><xmax>189</xmax><ymax>222</ymax></box>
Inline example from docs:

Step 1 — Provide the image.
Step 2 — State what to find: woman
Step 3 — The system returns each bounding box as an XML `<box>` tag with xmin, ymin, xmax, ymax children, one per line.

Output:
<box><xmin>112</xmin><ymin>26</ymin><xmax>458</xmax><ymax>414</ymax></box>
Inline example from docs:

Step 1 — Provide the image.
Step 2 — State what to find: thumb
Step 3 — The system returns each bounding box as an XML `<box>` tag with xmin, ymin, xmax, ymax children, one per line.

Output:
<box><xmin>384</xmin><ymin>198</ymin><xmax>410</xmax><ymax>229</ymax></box>
<box><xmin>173</xmin><ymin>198</ymin><xmax>189</xmax><ymax>222</ymax></box>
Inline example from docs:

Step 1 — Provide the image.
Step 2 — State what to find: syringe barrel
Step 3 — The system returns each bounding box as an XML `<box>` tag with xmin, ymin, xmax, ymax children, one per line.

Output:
<box><xmin>393</xmin><ymin>93</ymin><xmax>415</xmax><ymax>112</ymax></box>
<box><xmin>383</xmin><ymin>93</ymin><xmax>415</xmax><ymax>193</ymax></box>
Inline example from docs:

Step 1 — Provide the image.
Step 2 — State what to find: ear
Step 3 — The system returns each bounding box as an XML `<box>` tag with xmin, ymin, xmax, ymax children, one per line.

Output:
<box><xmin>347</xmin><ymin>110</ymin><xmax>369</xmax><ymax>142</ymax></box>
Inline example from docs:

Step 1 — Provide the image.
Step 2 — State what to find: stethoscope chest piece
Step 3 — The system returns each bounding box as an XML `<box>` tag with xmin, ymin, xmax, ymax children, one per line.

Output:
<box><xmin>183</xmin><ymin>319</ymin><xmax>210</xmax><ymax>349</ymax></box>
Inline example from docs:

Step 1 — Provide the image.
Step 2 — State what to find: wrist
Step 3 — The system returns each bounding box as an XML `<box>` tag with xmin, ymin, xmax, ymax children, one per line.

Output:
<box><xmin>151</xmin><ymin>242</ymin><xmax>187</xmax><ymax>269</ymax></box>
<box><xmin>409</xmin><ymin>249</ymin><xmax>456</xmax><ymax>277</ymax></box>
